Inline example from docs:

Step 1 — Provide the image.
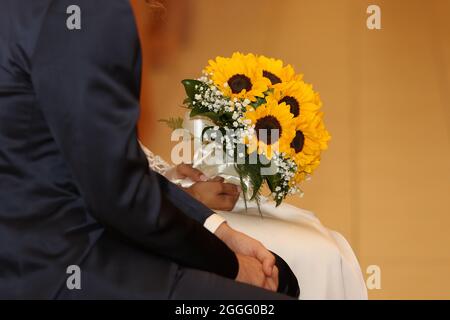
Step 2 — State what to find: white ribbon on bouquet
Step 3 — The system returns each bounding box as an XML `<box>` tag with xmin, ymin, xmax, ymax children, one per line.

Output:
<box><xmin>172</xmin><ymin>112</ymin><xmax>257</xmax><ymax>202</ymax></box>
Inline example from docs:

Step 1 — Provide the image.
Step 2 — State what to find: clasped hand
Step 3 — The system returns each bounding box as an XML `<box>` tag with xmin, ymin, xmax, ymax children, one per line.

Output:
<box><xmin>166</xmin><ymin>163</ymin><xmax>279</xmax><ymax>292</ymax></box>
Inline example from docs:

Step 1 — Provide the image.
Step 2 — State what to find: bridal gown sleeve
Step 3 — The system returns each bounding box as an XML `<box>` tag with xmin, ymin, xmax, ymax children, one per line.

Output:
<box><xmin>139</xmin><ymin>141</ymin><xmax>172</xmax><ymax>175</ymax></box>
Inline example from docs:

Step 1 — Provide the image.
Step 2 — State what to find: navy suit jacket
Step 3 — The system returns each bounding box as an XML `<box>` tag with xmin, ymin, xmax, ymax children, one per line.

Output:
<box><xmin>0</xmin><ymin>0</ymin><xmax>238</xmax><ymax>299</ymax></box>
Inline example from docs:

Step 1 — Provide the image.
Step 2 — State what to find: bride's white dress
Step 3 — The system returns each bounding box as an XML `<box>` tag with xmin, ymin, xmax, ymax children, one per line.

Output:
<box><xmin>141</xmin><ymin>144</ymin><xmax>368</xmax><ymax>300</ymax></box>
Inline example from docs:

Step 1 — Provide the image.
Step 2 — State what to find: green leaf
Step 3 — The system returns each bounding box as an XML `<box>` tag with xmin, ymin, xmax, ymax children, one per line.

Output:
<box><xmin>189</xmin><ymin>108</ymin><xmax>204</xmax><ymax>117</ymax></box>
<box><xmin>251</xmin><ymin>95</ymin><xmax>268</xmax><ymax>109</ymax></box>
<box><xmin>158</xmin><ymin>117</ymin><xmax>184</xmax><ymax>130</ymax></box>
<box><xmin>266</xmin><ymin>174</ymin><xmax>282</xmax><ymax>192</ymax></box>
<box><xmin>275</xmin><ymin>197</ymin><xmax>283</xmax><ymax>207</ymax></box>
<box><xmin>181</xmin><ymin>79</ymin><xmax>203</xmax><ymax>101</ymax></box>
<box><xmin>266</xmin><ymin>174</ymin><xmax>285</xmax><ymax>207</ymax></box>
<box><xmin>248</xmin><ymin>167</ymin><xmax>263</xmax><ymax>200</ymax></box>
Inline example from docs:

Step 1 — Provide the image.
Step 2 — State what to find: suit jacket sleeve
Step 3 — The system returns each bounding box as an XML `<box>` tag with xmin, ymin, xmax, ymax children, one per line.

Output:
<box><xmin>30</xmin><ymin>0</ymin><xmax>238</xmax><ymax>279</ymax></box>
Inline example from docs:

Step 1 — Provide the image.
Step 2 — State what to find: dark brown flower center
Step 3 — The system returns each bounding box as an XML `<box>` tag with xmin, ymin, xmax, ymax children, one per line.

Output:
<box><xmin>255</xmin><ymin>116</ymin><xmax>282</xmax><ymax>145</ymax></box>
<box><xmin>279</xmin><ymin>96</ymin><xmax>300</xmax><ymax>117</ymax></box>
<box><xmin>263</xmin><ymin>70</ymin><xmax>282</xmax><ymax>85</ymax></box>
<box><xmin>290</xmin><ymin>130</ymin><xmax>305</xmax><ymax>153</ymax></box>
<box><xmin>228</xmin><ymin>74</ymin><xmax>252</xmax><ymax>93</ymax></box>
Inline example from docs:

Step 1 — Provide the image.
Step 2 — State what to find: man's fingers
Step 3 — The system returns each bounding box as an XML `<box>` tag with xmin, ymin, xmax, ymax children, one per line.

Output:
<box><xmin>254</xmin><ymin>245</ymin><xmax>276</xmax><ymax>277</ymax></box>
<box><xmin>263</xmin><ymin>276</ymin><xmax>277</xmax><ymax>292</ymax></box>
<box><xmin>235</xmin><ymin>254</ymin><xmax>266</xmax><ymax>289</ymax></box>
<box><xmin>272</xmin><ymin>266</ymin><xmax>279</xmax><ymax>291</ymax></box>
<box><xmin>263</xmin><ymin>257</ymin><xmax>275</xmax><ymax>277</ymax></box>
<box><xmin>263</xmin><ymin>266</ymin><xmax>279</xmax><ymax>292</ymax></box>
<box><xmin>210</xmin><ymin>176</ymin><xmax>225</xmax><ymax>183</ymax></box>
<box><xmin>176</xmin><ymin>164</ymin><xmax>207</xmax><ymax>182</ymax></box>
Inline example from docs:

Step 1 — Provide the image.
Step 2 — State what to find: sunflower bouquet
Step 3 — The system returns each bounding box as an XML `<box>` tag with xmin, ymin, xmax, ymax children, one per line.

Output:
<box><xmin>179</xmin><ymin>52</ymin><xmax>330</xmax><ymax>207</ymax></box>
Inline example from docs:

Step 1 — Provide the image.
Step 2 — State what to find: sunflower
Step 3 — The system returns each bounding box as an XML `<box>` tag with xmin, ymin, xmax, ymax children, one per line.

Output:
<box><xmin>266</xmin><ymin>80</ymin><xmax>321</xmax><ymax>119</ymax></box>
<box><xmin>205</xmin><ymin>52</ymin><xmax>270</xmax><ymax>101</ymax></box>
<box><xmin>244</xmin><ymin>99</ymin><xmax>296</xmax><ymax>159</ymax></box>
<box><xmin>257</xmin><ymin>55</ymin><xmax>301</xmax><ymax>86</ymax></box>
<box><xmin>288</xmin><ymin>112</ymin><xmax>331</xmax><ymax>183</ymax></box>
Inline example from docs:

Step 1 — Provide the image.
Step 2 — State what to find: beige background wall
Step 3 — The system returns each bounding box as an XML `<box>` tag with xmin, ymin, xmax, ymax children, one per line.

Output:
<box><xmin>137</xmin><ymin>0</ymin><xmax>450</xmax><ymax>299</ymax></box>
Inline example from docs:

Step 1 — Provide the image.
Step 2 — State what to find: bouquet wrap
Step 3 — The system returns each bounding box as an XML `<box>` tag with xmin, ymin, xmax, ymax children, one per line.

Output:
<box><xmin>173</xmin><ymin>112</ymin><xmax>255</xmax><ymax>199</ymax></box>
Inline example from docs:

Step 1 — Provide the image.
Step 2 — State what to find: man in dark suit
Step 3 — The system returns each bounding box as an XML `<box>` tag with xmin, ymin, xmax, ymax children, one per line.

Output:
<box><xmin>0</xmin><ymin>0</ymin><xmax>299</xmax><ymax>299</ymax></box>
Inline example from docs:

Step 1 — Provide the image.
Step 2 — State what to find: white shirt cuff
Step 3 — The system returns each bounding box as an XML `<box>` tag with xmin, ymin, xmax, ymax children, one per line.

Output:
<box><xmin>203</xmin><ymin>214</ymin><xmax>226</xmax><ymax>233</ymax></box>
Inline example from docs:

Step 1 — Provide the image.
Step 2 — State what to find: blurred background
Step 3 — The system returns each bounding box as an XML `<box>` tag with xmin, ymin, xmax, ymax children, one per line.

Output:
<box><xmin>134</xmin><ymin>0</ymin><xmax>450</xmax><ymax>299</ymax></box>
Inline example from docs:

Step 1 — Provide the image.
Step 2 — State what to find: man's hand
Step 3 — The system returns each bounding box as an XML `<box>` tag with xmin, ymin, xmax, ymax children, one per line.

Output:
<box><xmin>215</xmin><ymin>223</ymin><xmax>276</xmax><ymax>276</ymax></box>
<box><xmin>235</xmin><ymin>254</ymin><xmax>279</xmax><ymax>292</ymax></box>
<box><xmin>215</xmin><ymin>223</ymin><xmax>279</xmax><ymax>291</ymax></box>
<box><xmin>235</xmin><ymin>254</ymin><xmax>266</xmax><ymax>288</ymax></box>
